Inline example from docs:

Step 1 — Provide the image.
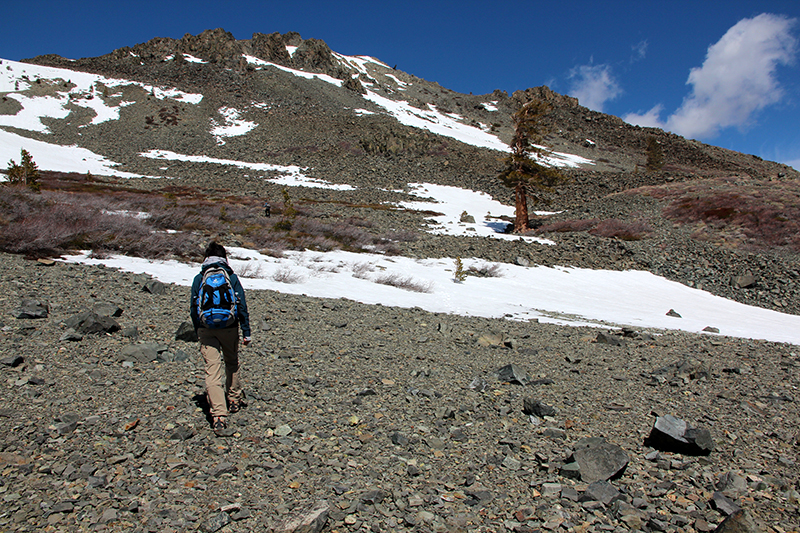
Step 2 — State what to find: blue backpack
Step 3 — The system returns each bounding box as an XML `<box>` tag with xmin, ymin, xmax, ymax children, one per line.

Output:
<box><xmin>197</xmin><ymin>267</ymin><xmax>237</xmax><ymax>328</ymax></box>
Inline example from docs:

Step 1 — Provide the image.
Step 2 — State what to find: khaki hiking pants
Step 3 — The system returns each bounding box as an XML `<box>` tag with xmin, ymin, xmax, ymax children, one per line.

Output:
<box><xmin>198</xmin><ymin>327</ymin><xmax>242</xmax><ymax>417</ymax></box>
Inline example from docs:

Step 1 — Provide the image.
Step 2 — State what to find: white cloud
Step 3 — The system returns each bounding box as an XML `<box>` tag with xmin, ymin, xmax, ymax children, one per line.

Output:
<box><xmin>627</xmin><ymin>13</ymin><xmax>797</xmax><ymax>139</ymax></box>
<box><xmin>783</xmin><ymin>158</ymin><xmax>800</xmax><ymax>171</ymax></box>
<box><xmin>631</xmin><ymin>40</ymin><xmax>648</xmax><ymax>62</ymax></box>
<box><xmin>624</xmin><ymin>104</ymin><xmax>665</xmax><ymax>129</ymax></box>
<box><xmin>567</xmin><ymin>64</ymin><xmax>622</xmax><ymax>112</ymax></box>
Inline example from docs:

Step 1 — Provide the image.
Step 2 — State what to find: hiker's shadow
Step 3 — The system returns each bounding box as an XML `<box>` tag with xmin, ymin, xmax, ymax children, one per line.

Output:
<box><xmin>192</xmin><ymin>393</ymin><xmax>213</xmax><ymax>428</ymax></box>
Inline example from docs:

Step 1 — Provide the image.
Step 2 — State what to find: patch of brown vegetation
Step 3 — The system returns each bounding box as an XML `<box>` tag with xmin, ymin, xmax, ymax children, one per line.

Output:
<box><xmin>0</xmin><ymin>172</ymin><xmax>410</xmax><ymax>259</ymax></box>
<box><xmin>534</xmin><ymin>218</ymin><xmax>652</xmax><ymax>241</ymax></box>
<box><xmin>633</xmin><ymin>176</ymin><xmax>800</xmax><ymax>252</ymax></box>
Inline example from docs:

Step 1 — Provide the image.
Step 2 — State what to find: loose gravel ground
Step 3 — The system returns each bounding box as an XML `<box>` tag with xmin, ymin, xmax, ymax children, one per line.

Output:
<box><xmin>1</xmin><ymin>252</ymin><xmax>798</xmax><ymax>532</ymax></box>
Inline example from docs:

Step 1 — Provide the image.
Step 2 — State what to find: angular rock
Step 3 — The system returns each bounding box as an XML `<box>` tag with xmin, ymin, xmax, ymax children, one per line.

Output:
<box><xmin>1</xmin><ymin>355</ymin><xmax>23</xmax><ymax>367</ymax></box>
<box><xmin>579</xmin><ymin>480</ymin><xmax>623</xmax><ymax>505</ymax></box>
<box><xmin>93</xmin><ymin>302</ymin><xmax>123</xmax><ymax>317</ymax></box>
<box><xmin>496</xmin><ymin>364</ymin><xmax>527</xmax><ymax>385</ymax></box>
<box><xmin>479</xmin><ymin>333</ymin><xmax>506</xmax><ymax>347</ymax></box>
<box><xmin>274</xmin><ymin>500</ymin><xmax>329</xmax><ymax>533</ymax></box>
<box><xmin>563</xmin><ymin>437</ymin><xmax>629</xmax><ymax>483</ymax></box>
<box><xmin>595</xmin><ymin>331</ymin><xmax>625</xmax><ymax>346</ymax></box>
<box><xmin>199</xmin><ymin>512</ymin><xmax>232</xmax><ymax>533</ymax></box>
<box><xmin>465</xmin><ymin>489</ymin><xmax>494</xmax><ymax>507</ymax></box>
<box><xmin>175</xmin><ymin>321</ymin><xmax>198</xmax><ymax>342</ymax></box>
<box><xmin>716</xmin><ymin>471</ymin><xmax>748</xmax><ymax>494</ymax></box>
<box><xmin>63</xmin><ymin>311</ymin><xmax>120</xmax><ymax>335</ymax></box>
<box><xmin>468</xmin><ymin>377</ymin><xmax>488</xmax><ymax>391</ymax></box>
<box><xmin>645</xmin><ymin>414</ymin><xmax>715</xmax><ymax>456</ymax></box>
<box><xmin>666</xmin><ymin>309</ymin><xmax>682</xmax><ymax>318</ymax></box>
<box><xmin>734</xmin><ymin>273</ymin><xmax>756</xmax><ymax>289</ymax></box>
<box><xmin>15</xmin><ymin>299</ymin><xmax>48</xmax><ymax>319</ymax></box>
<box><xmin>211</xmin><ymin>461</ymin><xmax>238</xmax><ymax>477</ymax></box>
<box><xmin>711</xmin><ymin>491</ymin><xmax>741</xmax><ymax>516</ymax></box>
<box><xmin>713</xmin><ymin>509</ymin><xmax>761</xmax><ymax>532</ymax></box>
<box><xmin>169</xmin><ymin>425</ymin><xmax>195</xmax><ymax>441</ymax></box>
<box><xmin>142</xmin><ymin>279</ymin><xmax>166</xmax><ymax>295</ymax></box>
<box><xmin>390</xmin><ymin>432</ymin><xmax>409</xmax><ymax>446</ymax></box>
<box><xmin>522</xmin><ymin>397</ymin><xmax>556</xmax><ymax>417</ymax></box>
<box><xmin>118</xmin><ymin>343</ymin><xmax>161</xmax><ymax>363</ymax></box>
<box><xmin>59</xmin><ymin>329</ymin><xmax>83</xmax><ymax>342</ymax></box>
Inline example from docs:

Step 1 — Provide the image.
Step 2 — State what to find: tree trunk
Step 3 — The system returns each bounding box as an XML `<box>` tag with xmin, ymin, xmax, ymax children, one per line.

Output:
<box><xmin>514</xmin><ymin>181</ymin><xmax>529</xmax><ymax>233</ymax></box>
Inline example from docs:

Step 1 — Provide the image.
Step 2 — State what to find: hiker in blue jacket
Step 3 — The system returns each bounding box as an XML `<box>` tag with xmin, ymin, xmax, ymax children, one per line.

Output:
<box><xmin>190</xmin><ymin>242</ymin><xmax>251</xmax><ymax>434</ymax></box>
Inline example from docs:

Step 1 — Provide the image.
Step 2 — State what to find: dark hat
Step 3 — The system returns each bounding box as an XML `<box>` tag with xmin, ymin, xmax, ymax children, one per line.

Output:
<box><xmin>204</xmin><ymin>242</ymin><xmax>227</xmax><ymax>258</ymax></box>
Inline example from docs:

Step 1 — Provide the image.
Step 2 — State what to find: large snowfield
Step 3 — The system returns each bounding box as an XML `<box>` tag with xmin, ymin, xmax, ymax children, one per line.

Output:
<box><xmin>3</xmin><ymin>55</ymin><xmax>800</xmax><ymax>345</ymax></box>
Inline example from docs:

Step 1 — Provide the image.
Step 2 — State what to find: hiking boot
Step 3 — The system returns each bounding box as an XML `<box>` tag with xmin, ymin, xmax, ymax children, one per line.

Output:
<box><xmin>213</xmin><ymin>417</ymin><xmax>227</xmax><ymax>433</ymax></box>
<box><xmin>228</xmin><ymin>400</ymin><xmax>241</xmax><ymax>413</ymax></box>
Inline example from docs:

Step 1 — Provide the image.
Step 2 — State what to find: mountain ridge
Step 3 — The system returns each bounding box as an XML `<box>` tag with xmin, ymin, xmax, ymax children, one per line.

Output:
<box><xmin>3</xmin><ymin>28</ymin><xmax>800</xmax><ymax>319</ymax></box>
<box><xmin>21</xmin><ymin>27</ymin><xmax>797</xmax><ymax>188</ymax></box>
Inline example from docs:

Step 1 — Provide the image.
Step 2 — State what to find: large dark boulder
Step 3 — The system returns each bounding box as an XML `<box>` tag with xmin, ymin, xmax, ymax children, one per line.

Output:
<box><xmin>645</xmin><ymin>414</ymin><xmax>715</xmax><ymax>456</ymax></box>
<box><xmin>562</xmin><ymin>437</ymin><xmax>629</xmax><ymax>483</ymax></box>
<box><xmin>15</xmin><ymin>299</ymin><xmax>48</xmax><ymax>319</ymax></box>
<box><xmin>175</xmin><ymin>322</ymin><xmax>198</xmax><ymax>342</ymax></box>
<box><xmin>64</xmin><ymin>311</ymin><xmax>120</xmax><ymax>335</ymax></box>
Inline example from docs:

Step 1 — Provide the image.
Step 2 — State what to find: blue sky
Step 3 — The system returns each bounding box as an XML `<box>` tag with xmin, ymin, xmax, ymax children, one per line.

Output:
<box><xmin>3</xmin><ymin>1</ymin><xmax>800</xmax><ymax>168</ymax></box>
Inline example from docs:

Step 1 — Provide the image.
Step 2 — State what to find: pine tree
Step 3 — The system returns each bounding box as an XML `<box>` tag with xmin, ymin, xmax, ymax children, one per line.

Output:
<box><xmin>281</xmin><ymin>187</ymin><xmax>298</xmax><ymax>220</ymax></box>
<box><xmin>498</xmin><ymin>100</ymin><xmax>565</xmax><ymax>233</ymax></box>
<box><xmin>454</xmin><ymin>257</ymin><xmax>467</xmax><ymax>283</ymax></box>
<box><xmin>6</xmin><ymin>148</ymin><xmax>40</xmax><ymax>192</ymax></box>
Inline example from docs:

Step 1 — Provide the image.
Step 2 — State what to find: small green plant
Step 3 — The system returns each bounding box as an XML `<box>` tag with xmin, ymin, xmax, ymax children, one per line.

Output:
<box><xmin>273</xmin><ymin>219</ymin><xmax>292</xmax><ymax>231</ymax></box>
<box><xmin>219</xmin><ymin>206</ymin><xmax>228</xmax><ymax>221</ymax></box>
<box><xmin>6</xmin><ymin>148</ymin><xmax>40</xmax><ymax>192</ymax></box>
<box><xmin>454</xmin><ymin>257</ymin><xmax>467</xmax><ymax>282</ymax></box>
<box><xmin>164</xmin><ymin>192</ymin><xmax>177</xmax><ymax>207</ymax></box>
<box><xmin>282</xmin><ymin>187</ymin><xmax>298</xmax><ymax>220</ymax></box>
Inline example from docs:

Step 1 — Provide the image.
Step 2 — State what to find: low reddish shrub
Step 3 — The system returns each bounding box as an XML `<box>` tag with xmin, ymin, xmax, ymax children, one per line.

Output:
<box><xmin>535</xmin><ymin>219</ymin><xmax>599</xmax><ymax>233</ymax></box>
<box><xmin>639</xmin><ymin>177</ymin><xmax>800</xmax><ymax>252</ymax></box>
<box><xmin>1</xmin><ymin>173</ymin><xmax>398</xmax><ymax>258</ymax></box>
<box><xmin>589</xmin><ymin>219</ymin><xmax>652</xmax><ymax>240</ymax></box>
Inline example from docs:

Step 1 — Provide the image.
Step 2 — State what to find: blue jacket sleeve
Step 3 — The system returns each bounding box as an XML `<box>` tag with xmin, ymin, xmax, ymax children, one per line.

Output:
<box><xmin>231</xmin><ymin>274</ymin><xmax>251</xmax><ymax>338</ymax></box>
<box><xmin>190</xmin><ymin>274</ymin><xmax>201</xmax><ymax>331</ymax></box>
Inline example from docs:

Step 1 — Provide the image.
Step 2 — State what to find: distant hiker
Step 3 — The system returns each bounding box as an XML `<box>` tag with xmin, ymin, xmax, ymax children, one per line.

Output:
<box><xmin>190</xmin><ymin>242</ymin><xmax>251</xmax><ymax>434</ymax></box>
<box><xmin>264</xmin><ymin>202</ymin><xmax>271</xmax><ymax>217</ymax></box>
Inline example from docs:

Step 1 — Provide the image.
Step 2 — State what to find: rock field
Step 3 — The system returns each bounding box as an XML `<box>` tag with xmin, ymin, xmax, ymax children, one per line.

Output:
<box><xmin>1</xmin><ymin>251</ymin><xmax>798</xmax><ymax>533</ymax></box>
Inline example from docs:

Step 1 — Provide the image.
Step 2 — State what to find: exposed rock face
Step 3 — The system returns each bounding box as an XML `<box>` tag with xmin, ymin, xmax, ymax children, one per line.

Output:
<box><xmin>249</xmin><ymin>31</ymin><xmax>293</xmax><ymax>64</ymax></box>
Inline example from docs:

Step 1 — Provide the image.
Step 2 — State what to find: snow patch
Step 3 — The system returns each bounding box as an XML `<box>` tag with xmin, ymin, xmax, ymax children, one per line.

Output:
<box><xmin>210</xmin><ymin>107</ymin><xmax>258</xmax><ymax>144</ymax></box>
